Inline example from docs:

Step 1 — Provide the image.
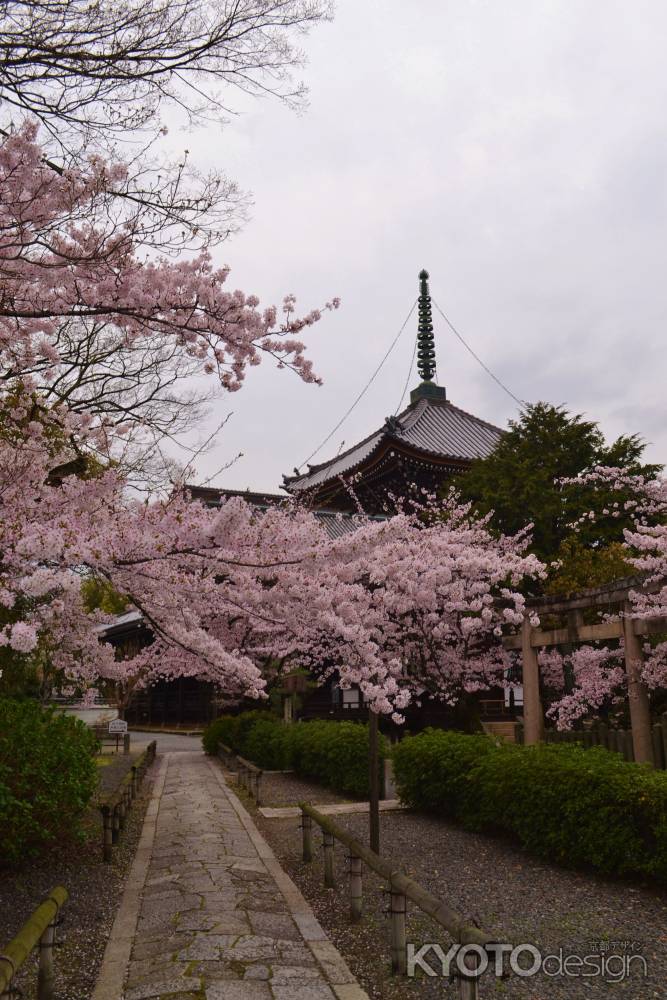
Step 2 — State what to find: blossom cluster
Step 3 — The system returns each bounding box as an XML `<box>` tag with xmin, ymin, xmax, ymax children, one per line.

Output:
<box><xmin>541</xmin><ymin>466</ymin><xmax>667</xmax><ymax>726</ymax></box>
<box><xmin>0</xmin><ymin>398</ymin><xmax>545</xmax><ymax>718</ymax></box>
<box><xmin>0</xmin><ymin>124</ymin><xmax>338</xmax><ymax>407</ymax></box>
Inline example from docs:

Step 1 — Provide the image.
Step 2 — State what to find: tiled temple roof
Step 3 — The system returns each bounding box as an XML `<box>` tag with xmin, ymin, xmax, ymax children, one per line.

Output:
<box><xmin>185</xmin><ymin>485</ymin><xmax>380</xmax><ymax>538</ymax></box>
<box><xmin>282</xmin><ymin>392</ymin><xmax>502</xmax><ymax>494</ymax></box>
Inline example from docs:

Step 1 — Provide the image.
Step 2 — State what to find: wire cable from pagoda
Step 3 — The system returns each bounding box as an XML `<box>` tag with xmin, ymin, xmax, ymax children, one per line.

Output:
<box><xmin>432</xmin><ymin>298</ymin><xmax>526</xmax><ymax>407</ymax></box>
<box><xmin>297</xmin><ymin>298</ymin><xmax>418</xmax><ymax>471</ymax></box>
<box><xmin>394</xmin><ymin>331</ymin><xmax>418</xmax><ymax>415</ymax></box>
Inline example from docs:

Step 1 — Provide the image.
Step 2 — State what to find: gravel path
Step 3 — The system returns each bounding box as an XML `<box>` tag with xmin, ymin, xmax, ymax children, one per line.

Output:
<box><xmin>0</xmin><ymin>755</ymin><xmax>156</xmax><ymax>1000</ymax></box>
<box><xmin>242</xmin><ymin>773</ymin><xmax>667</xmax><ymax>1000</ymax></box>
<box><xmin>257</xmin><ymin>770</ymin><xmax>355</xmax><ymax>807</ymax></box>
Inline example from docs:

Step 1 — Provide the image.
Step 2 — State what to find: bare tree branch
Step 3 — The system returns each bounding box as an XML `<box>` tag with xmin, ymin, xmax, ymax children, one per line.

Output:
<box><xmin>0</xmin><ymin>1</ymin><xmax>332</xmax><ymax>140</ymax></box>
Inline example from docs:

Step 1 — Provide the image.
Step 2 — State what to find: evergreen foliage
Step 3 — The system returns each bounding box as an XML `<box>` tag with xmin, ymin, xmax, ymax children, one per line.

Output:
<box><xmin>453</xmin><ymin>402</ymin><xmax>662</xmax><ymax>592</ymax></box>
<box><xmin>0</xmin><ymin>699</ymin><xmax>99</xmax><ymax>864</ymax></box>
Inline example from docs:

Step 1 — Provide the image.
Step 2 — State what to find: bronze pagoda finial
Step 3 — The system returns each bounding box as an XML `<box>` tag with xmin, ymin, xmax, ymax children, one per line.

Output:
<box><xmin>417</xmin><ymin>269</ymin><xmax>436</xmax><ymax>382</ymax></box>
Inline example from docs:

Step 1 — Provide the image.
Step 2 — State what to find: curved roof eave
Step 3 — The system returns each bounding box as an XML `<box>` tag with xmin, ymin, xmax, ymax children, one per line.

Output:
<box><xmin>284</xmin><ymin>398</ymin><xmax>503</xmax><ymax>493</ymax></box>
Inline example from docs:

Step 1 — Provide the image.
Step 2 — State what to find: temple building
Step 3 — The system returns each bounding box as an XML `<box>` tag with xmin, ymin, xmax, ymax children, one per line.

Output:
<box><xmin>281</xmin><ymin>270</ymin><xmax>502</xmax><ymax>513</ymax></box>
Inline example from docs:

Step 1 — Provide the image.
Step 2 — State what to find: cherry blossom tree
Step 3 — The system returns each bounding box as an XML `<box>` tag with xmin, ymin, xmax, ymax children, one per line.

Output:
<box><xmin>0</xmin><ymin>386</ymin><xmax>545</xmax><ymax>716</ymax></box>
<box><xmin>0</xmin><ymin>0</ymin><xmax>336</xmax><ymax>493</ymax></box>
<box><xmin>0</xmin><ymin>1</ymin><xmax>332</xmax><ymax>255</ymax></box>
<box><xmin>538</xmin><ymin>645</ymin><xmax>627</xmax><ymax>729</ymax></box>
<box><xmin>0</xmin><ymin>1</ymin><xmax>332</xmax><ymax>148</ymax></box>
<box><xmin>276</xmin><ymin>496</ymin><xmax>545</xmax><ymax>720</ymax></box>
<box><xmin>0</xmin><ymin>0</ymin><xmax>551</xmax><ymax>739</ymax></box>
<box><xmin>104</xmin><ymin>493</ymin><xmax>543</xmax><ymax>720</ymax></box>
<box><xmin>0</xmin><ymin>0</ymin><xmax>343</xmax><ymax>702</ymax></box>
<box><xmin>0</xmin><ymin>124</ymin><xmax>339</xmax><ymax>484</ymax></box>
<box><xmin>534</xmin><ymin>467</ymin><xmax>667</xmax><ymax>729</ymax></box>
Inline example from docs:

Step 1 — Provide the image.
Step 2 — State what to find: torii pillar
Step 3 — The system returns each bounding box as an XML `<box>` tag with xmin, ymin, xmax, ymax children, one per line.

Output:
<box><xmin>521</xmin><ymin>616</ymin><xmax>544</xmax><ymax>744</ymax></box>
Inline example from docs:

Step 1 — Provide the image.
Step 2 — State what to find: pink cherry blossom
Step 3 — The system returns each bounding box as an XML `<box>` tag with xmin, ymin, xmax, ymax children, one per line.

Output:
<box><xmin>0</xmin><ymin>394</ymin><xmax>545</xmax><ymax>717</ymax></box>
<box><xmin>0</xmin><ymin>124</ymin><xmax>338</xmax><ymax>411</ymax></box>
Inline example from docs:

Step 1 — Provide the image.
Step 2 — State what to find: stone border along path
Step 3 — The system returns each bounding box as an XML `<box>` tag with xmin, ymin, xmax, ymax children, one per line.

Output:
<box><xmin>93</xmin><ymin>751</ymin><xmax>369</xmax><ymax>1000</ymax></box>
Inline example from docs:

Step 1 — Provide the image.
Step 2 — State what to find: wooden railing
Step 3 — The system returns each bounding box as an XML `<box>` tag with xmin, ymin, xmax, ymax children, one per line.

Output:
<box><xmin>298</xmin><ymin>803</ymin><xmax>509</xmax><ymax>999</ymax></box>
<box><xmin>0</xmin><ymin>886</ymin><xmax>68</xmax><ymax>1000</ymax></box>
<box><xmin>218</xmin><ymin>742</ymin><xmax>263</xmax><ymax>805</ymax></box>
<box><xmin>99</xmin><ymin>739</ymin><xmax>156</xmax><ymax>861</ymax></box>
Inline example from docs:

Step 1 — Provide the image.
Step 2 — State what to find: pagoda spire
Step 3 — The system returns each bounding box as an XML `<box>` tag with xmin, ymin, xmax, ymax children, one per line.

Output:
<box><xmin>410</xmin><ymin>269</ymin><xmax>447</xmax><ymax>404</ymax></box>
<box><xmin>417</xmin><ymin>269</ymin><xmax>436</xmax><ymax>382</ymax></box>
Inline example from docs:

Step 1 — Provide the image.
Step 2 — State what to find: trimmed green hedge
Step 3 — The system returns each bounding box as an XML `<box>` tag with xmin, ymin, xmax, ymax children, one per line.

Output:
<box><xmin>288</xmin><ymin>720</ymin><xmax>386</xmax><ymax>798</ymax></box>
<box><xmin>393</xmin><ymin>728</ymin><xmax>667</xmax><ymax>882</ymax></box>
<box><xmin>243</xmin><ymin>718</ymin><xmax>293</xmax><ymax>771</ymax></box>
<box><xmin>0</xmin><ymin>699</ymin><xmax>99</xmax><ymax>864</ymax></box>
<box><xmin>201</xmin><ymin>710</ymin><xmax>275</xmax><ymax>757</ymax></box>
<box><xmin>203</xmin><ymin>712</ymin><xmax>387</xmax><ymax>798</ymax></box>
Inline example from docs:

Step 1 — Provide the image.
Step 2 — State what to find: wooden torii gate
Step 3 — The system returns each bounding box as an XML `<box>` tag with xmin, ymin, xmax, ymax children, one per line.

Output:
<box><xmin>502</xmin><ymin>577</ymin><xmax>667</xmax><ymax>765</ymax></box>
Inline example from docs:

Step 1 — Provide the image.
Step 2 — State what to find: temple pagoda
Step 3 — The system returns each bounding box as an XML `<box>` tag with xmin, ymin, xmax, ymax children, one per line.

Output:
<box><xmin>281</xmin><ymin>270</ymin><xmax>503</xmax><ymax>513</ymax></box>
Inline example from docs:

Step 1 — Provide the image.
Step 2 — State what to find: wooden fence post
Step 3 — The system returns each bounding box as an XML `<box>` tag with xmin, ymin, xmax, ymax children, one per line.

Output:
<box><xmin>389</xmin><ymin>876</ymin><xmax>407</xmax><ymax>974</ymax></box>
<box><xmin>297</xmin><ymin>803</ymin><xmax>506</xmax><ymax>991</ymax></box>
<box><xmin>302</xmin><ymin>812</ymin><xmax>313</xmax><ymax>862</ymax></box>
<box><xmin>102</xmin><ymin>805</ymin><xmax>113</xmax><ymax>862</ymax></box>
<box><xmin>37</xmin><ymin>916</ymin><xmax>56</xmax><ymax>1000</ymax></box>
<box><xmin>118</xmin><ymin>792</ymin><xmax>126</xmax><ymax>830</ymax></box>
<box><xmin>458</xmin><ymin>949</ymin><xmax>481</xmax><ymax>1000</ymax></box>
<box><xmin>349</xmin><ymin>854</ymin><xmax>363</xmax><ymax>922</ymax></box>
<box><xmin>623</xmin><ymin>605</ymin><xmax>654</xmax><ymax>765</ymax></box>
<box><xmin>323</xmin><ymin>831</ymin><xmax>335</xmax><ymax>888</ymax></box>
<box><xmin>521</xmin><ymin>616</ymin><xmax>543</xmax><ymax>745</ymax></box>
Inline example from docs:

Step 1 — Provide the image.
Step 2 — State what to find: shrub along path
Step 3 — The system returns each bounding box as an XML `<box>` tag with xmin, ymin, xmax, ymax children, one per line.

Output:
<box><xmin>95</xmin><ymin>751</ymin><xmax>367</xmax><ymax>999</ymax></box>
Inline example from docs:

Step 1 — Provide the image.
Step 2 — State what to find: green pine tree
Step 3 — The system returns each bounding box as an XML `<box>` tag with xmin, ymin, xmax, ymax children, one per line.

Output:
<box><xmin>452</xmin><ymin>402</ymin><xmax>662</xmax><ymax>592</ymax></box>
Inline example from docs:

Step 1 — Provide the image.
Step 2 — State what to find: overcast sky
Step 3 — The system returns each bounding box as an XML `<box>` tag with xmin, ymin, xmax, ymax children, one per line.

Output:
<box><xmin>176</xmin><ymin>0</ymin><xmax>667</xmax><ymax>492</ymax></box>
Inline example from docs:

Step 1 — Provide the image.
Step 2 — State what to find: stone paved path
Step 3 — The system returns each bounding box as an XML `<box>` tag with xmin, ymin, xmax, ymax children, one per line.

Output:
<box><xmin>116</xmin><ymin>752</ymin><xmax>365</xmax><ymax>1000</ymax></box>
